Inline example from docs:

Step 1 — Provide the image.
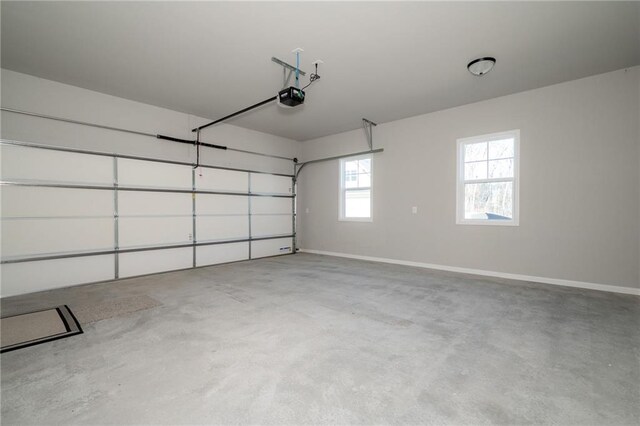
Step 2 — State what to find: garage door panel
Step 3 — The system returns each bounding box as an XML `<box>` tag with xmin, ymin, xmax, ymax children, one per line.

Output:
<box><xmin>1</xmin><ymin>145</ymin><xmax>113</xmax><ymax>184</ymax></box>
<box><xmin>119</xmin><ymin>217</ymin><xmax>192</xmax><ymax>247</ymax></box>
<box><xmin>250</xmin><ymin>173</ymin><xmax>292</xmax><ymax>195</ymax></box>
<box><xmin>195</xmin><ymin>168</ymin><xmax>248</xmax><ymax>192</ymax></box>
<box><xmin>251</xmin><ymin>197</ymin><xmax>291</xmax><ymax>215</ymax></box>
<box><xmin>118</xmin><ymin>191</ymin><xmax>191</xmax><ymax>216</ymax></box>
<box><xmin>1</xmin><ymin>186</ymin><xmax>113</xmax><ymax>218</ymax></box>
<box><xmin>0</xmin><ymin>143</ymin><xmax>296</xmax><ymax>297</ymax></box>
<box><xmin>0</xmin><ymin>255</ymin><xmax>115</xmax><ymax>298</ymax></box>
<box><xmin>251</xmin><ymin>215</ymin><xmax>292</xmax><ymax>237</ymax></box>
<box><xmin>118</xmin><ymin>158</ymin><xmax>192</xmax><ymax>189</ymax></box>
<box><xmin>252</xmin><ymin>238</ymin><xmax>293</xmax><ymax>258</ymax></box>
<box><xmin>196</xmin><ymin>194</ymin><xmax>248</xmax><ymax>215</ymax></box>
<box><xmin>1</xmin><ymin>218</ymin><xmax>114</xmax><ymax>257</ymax></box>
<box><xmin>119</xmin><ymin>247</ymin><xmax>192</xmax><ymax>278</ymax></box>
<box><xmin>197</xmin><ymin>216</ymin><xmax>249</xmax><ymax>241</ymax></box>
<box><xmin>196</xmin><ymin>242</ymin><xmax>248</xmax><ymax>267</ymax></box>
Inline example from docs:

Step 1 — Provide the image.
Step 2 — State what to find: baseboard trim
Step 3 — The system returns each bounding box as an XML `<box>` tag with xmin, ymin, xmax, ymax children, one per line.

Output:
<box><xmin>299</xmin><ymin>249</ymin><xmax>640</xmax><ymax>296</ymax></box>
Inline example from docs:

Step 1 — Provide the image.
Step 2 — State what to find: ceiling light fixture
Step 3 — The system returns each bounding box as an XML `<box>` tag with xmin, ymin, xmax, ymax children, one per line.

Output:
<box><xmin>467</xmin><ymin>57</ymin><xmax>496</xmax><ymax>76</ymax></box>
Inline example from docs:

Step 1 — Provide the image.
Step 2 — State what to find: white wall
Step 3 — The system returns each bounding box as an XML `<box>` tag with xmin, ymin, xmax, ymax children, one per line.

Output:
<box><xmin>0</xmin><ymin>69</ymin><xmax>299</xmax><ymax>297</ymax></box>
<box><xmin>298</xmin><ymin>67</ymin><xmax>640</xmax><ymax>291</ymax></box>
<box><xmin>0</xmin><ymin>69</ymin><xmax>300</xmax><ymax>175</ymax></box>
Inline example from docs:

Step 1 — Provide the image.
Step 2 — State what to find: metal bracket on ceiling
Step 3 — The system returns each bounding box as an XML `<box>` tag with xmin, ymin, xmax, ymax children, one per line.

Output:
<box><xmin>362</xmin><ymin>118</ymin><xmax>377</xmax><ymax>150</ymax></box>
<box><xmin>272</xmin><ymin>56</ymin><xmax>306</xmax><ymax>78</ymax></box>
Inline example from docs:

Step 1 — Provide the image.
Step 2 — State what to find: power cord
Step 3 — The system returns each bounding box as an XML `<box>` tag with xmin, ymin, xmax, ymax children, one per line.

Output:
<box><xmin>302</xmin><ymin>63</ymin><xmax>321</xmax><ymax>90</ymax></box>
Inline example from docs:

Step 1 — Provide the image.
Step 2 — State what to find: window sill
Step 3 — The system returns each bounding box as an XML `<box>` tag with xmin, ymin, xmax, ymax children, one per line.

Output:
<box><xmin>456</xmin><ymin>219</ymin><xmax>519</xmax><ymax>226</ymax></box>
<box><xmin>339</xmin><ymin>217</ymin><xmax>373</xmax><ymax>223</ymax></box>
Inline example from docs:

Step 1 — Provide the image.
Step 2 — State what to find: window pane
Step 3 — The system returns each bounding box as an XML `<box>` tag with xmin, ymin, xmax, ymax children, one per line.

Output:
<box><xmin>344</xmin><ymin>172</ymin><xmax>358</xmax><ymax>188</ymax></box>
<box><xmin>488</xmin><ymin>138</ymin><xmax>514</xmax><ymax>159</ymax></box>
<box><xmin>358</xmin><ymin>159</ymin><xmax>371</xmax><ymax>174</ymax></box>
<box><xmin>345</xmin><ymin>190</ymin><xmax>371</xmax><ymax>218</ymax></box>
<box><xmin>464</xmin><ymin>161</ymin><xmax>487</xmax><ymax>180</ymax></box>
<box><xmin>344</xmin><ymin>160</ymin><xmax>358</xmax><ymax>173</ymax></box>
<box><xmin>358</xmin><ymin>173</ymin><xmax>371</xmax><ymax>188</ymax></box>
<box><xmin>465</xmin><ymin>142</ymin><xmax>487</xmax><ymax>162</ymax></box>
<box><xmin>464</xmin><ymin>182</ymin><xmax>513</xmax><ymax>220</ymax></box>
<box><xmin>488</xmin><ymin>158</ymin><xmax>513</xmax><ymax>179</ymax></box>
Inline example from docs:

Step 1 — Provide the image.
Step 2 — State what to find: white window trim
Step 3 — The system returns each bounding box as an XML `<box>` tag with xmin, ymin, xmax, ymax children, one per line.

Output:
<box><xmin>339</xmin><ymin>154</ymin><xmax>373</xmax><ymax>222</ymax></box>
<box><xmin>456</xmin><ymin>129</ymin><xmax>520</xmax><ymax>226</ymax></box>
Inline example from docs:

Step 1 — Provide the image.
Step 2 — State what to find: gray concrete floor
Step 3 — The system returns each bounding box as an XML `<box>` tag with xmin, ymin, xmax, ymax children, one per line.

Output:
<box><xmin>1</xmin><ymin>253</ymin><xmax>639</xmax><ymax>425</ymax></box>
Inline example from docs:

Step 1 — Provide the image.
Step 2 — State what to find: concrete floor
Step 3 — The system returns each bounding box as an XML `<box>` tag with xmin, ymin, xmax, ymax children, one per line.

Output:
<box><xmin>1</xmin><ymin>253</ymin><xmax>639</xmax><ymax>425</ymax></box>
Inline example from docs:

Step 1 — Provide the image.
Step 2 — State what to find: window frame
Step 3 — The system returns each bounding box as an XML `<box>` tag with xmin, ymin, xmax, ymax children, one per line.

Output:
<box><xmin>456</xmin><ymin>129</ymin><xmax>520</xmax><ymax>226</ymax></box>
<box><xmin>339</xmin><ymin>154</ymin><xmax>373</xmax><ymax>222</ymax></box>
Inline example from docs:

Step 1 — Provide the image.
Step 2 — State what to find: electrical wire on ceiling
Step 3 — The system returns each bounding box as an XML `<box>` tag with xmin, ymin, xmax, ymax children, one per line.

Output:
<box><xmin>193</xmin><ymin>50</ymin><xmax>323</xmax><ymax>133</ymax></box>
<box><xmin>302</xmin><ymin>61</ymin><xmax>322</xmax><ymax>91</ymax></box>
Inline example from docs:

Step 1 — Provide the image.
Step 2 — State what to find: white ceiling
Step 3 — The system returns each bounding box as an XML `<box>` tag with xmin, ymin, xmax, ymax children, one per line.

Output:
<box><xmin>2</xmin><ymin>2</ymin><xmax>639</xmax><ymax>141</ymax></box>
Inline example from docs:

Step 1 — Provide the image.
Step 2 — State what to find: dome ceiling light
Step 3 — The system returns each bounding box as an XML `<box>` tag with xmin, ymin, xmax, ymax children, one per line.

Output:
<box><xmin>467</xmin><ymin>57</ymin><xmax>496</xmax><ymax>76</ymax></box>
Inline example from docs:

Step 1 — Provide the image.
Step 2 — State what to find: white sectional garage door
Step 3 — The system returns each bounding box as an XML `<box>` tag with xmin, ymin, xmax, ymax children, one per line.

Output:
<box><xmin>0</xmin><ymin>142</ymin><xmax>295</xmax><ymax>296</ymax></box>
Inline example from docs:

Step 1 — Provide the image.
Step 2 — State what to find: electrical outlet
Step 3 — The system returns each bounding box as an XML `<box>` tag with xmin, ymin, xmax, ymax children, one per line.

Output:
<box><xmin>188</xmin><ymin>233</ymin><xmax>193</xmax><ymax>241</ymax></box>
<box><xmin>412</xmin><ymin>206</ymin><xmax>418</xmax><ymax>214</ymax></box>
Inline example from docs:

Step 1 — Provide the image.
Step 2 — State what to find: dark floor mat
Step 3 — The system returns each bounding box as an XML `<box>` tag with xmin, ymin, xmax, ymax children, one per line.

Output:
<box><xmin>1</xmin><ymin>305</ymin><xmax>83</xmax><ymax>353</ymax></box>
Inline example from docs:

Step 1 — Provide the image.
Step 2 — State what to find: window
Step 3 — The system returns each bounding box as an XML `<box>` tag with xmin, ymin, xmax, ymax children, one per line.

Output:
<box><xmin>340</xmin><ymin>154</ymin><xmax>372</xmax><ymax>221</ymax></box>
<box><xmin>456</xmin><ymin>130</ymin><xmax>519</xmax><ymax>225</ymax></box>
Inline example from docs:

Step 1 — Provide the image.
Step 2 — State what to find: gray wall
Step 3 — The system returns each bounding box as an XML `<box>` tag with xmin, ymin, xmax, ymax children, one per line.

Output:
<box><xmin>298</xmin><ymin>67</ymin><xmax>640</xmax><ymax>290</ymax></box>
